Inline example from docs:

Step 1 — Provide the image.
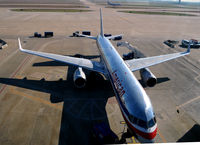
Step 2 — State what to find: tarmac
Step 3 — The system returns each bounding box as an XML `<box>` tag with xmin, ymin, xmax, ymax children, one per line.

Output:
<box><xmin>0</xmin><ymin>0</ymin><xmax>200</xmax><ymax>144</ymax></box>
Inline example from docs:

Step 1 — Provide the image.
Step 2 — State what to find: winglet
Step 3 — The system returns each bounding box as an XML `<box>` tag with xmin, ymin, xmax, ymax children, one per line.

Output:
<box><xmin>100</xmin><ymin>8</ymin><xmax>104</xmax><ymax>37</ymax></box>
<box><xmin>18</xmin><ymin>38</ymin><xmax>23</xmax><ymax>51</ymax></box>
<box><xmin>187</xmin><ymin>40</ymin><xmax>192</xmax><ymax>53</ymax></box>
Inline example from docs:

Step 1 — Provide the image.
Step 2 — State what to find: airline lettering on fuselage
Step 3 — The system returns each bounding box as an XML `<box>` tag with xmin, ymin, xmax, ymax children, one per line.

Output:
<box><xmin>112</xmin><ymin>70</ymin><xmax>125</xmax><ymax>97</ymax></box>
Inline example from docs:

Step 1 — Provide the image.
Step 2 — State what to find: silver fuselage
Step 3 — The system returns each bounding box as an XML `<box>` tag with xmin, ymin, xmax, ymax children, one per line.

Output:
<box><xmin>96</xmin><ymin>35</ymin><xmax>157</xmax><ymax>141</ymax></box>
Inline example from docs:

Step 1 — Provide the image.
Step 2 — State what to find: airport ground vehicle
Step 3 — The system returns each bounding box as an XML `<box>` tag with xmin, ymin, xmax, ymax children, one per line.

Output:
<box><xmin>182</xmin><ymin>39</ymin><xmax>200</xmax><ymax>48</ymax></box>
<box><xmin>0</xmin><ymin>39</ymin><xmax>7</xmax><ymax>49</ymax></box>
<box><xmin>44</xmin><ymin>32</ymin><xmax>53</xmax><ymax>38</ymax></box>
<box><xmin>92</xmin><ymin>123</ymin><xmax>119</xmax><ymax>144</ymax></box>
<box><xmin>164</xmin><ymin>40</ymin><xmax>179</xmax><ymax>48</ymax></box>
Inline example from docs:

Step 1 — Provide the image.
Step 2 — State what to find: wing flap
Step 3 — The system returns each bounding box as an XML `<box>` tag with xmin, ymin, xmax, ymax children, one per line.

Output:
<box><xmin>18</xmin><ymin>38</ymin><xmax>105</xmax><ymax>74</ymax></box>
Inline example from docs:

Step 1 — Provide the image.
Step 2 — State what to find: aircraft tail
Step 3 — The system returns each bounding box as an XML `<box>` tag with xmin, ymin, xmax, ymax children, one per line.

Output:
<box><xmin>100</xmin><ymin>8</ymin><xmax>104</xmax><ymax>37</ymax></box>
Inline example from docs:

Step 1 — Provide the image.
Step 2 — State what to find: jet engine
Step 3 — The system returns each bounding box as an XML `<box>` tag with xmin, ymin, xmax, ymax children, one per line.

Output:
<box><xmin>73</xmin><ymin>67</ymin><xmax>87</xmax><ymax>88</ymax></box>
<box><xmin>140</xmin><ymin>68</ymin><xmax>157</xmax><ymax>87</ymax></box>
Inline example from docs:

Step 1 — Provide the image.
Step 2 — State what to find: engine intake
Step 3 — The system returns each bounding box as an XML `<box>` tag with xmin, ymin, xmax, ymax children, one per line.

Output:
<box><xmin>140</xmin><ymin>68</ymin><xmax>157</xmax><ymax>87</ymax></box>
<box><xmin>73</xmin><ymin>67</ymin><xmax>86</xmax><ymax>88</ymax></box>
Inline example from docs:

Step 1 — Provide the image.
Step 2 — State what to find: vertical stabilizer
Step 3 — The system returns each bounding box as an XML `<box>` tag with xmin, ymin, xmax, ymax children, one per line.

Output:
<box><xmin>100</xmin><ymin>8</ymin><xmax>104</xmax><ymax>37</ymax></box>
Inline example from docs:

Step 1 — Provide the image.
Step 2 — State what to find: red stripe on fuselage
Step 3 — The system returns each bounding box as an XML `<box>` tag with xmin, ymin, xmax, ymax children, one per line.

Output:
<box><xmin>121</xmin><ymin>110</ymin><xmax>157</xmax><ymax>140</ymax></box>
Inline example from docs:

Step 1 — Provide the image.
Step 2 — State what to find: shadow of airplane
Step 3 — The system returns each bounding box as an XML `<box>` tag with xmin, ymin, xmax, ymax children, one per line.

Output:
<box><xmin>177</xmin><ymin>124</ymin><xmax>200</xmax><ymax>142</ymax></box>
<box><xmin>0</xmin><ymin>54</ymin><xmax>124</xmax><ymax>145</ymax></box>
<box><xmin>1</xmin><ymin>52</ymin><xmax>170</xmax><ymax>144</ymax></box>
<box><xmin>0</xmin><ymin>67</ymin><xmax>117</xmax><ymax>145</ymax></box>
<box><xmin>57</xmin><ymin>65</ymin><xmax>117</xmax><ymax>145</ymax></box>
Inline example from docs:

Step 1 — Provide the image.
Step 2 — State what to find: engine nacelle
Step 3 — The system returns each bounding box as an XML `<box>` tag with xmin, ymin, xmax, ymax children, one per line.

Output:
<box><xmin>73</xmin><ymin>67</ymin><xmax>86</xmax><ymax>88</ymax></box>
<box><xmin>140</xmin><ymin>68</ymin><xmax>157</xmax><ymax>87</ymax></box>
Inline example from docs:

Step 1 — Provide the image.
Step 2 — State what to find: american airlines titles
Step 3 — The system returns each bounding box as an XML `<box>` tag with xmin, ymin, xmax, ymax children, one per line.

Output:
<box><xmin>112</xmin><ymin>70</ymin><xmax>125</xmax><ymax>97</ymax></box>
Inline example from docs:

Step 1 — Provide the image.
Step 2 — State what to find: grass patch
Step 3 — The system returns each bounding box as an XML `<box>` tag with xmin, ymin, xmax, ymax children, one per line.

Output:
<box><xmin>119</xmin><ymin>10</ymin><xmax>197</xmax><ymax>16</ymax></box>
<box><xmin>11</xmin><ymin>9</ymin><xmax>92</xmax><ymax>13</ymax></box>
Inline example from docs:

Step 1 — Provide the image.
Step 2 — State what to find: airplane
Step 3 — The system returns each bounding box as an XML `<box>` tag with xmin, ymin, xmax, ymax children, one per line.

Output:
<box><xmin>107</xmin><ymin>0</ymin><xmax>121</xmax><ymax>6</ymax></box>
<box><xmin>18</xmin><ymin>9</ymin><xmax>191</xmax><ymax>143</ymax></box>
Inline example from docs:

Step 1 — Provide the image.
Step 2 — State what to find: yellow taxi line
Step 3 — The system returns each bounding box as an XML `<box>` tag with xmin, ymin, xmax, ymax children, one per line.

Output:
<box><xmin>157</xmin><ymin>128</ymin><xmax>167</xmax><ymax>143</ymax></box>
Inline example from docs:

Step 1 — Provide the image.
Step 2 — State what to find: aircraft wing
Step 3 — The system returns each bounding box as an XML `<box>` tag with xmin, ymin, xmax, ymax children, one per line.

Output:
<box><xmin>125</xmin><ymin>46</ymin><xmax>190</xmax><ymax>72</ymax></box>
<box><xmin>18</xmin><ymin>38</ymin><xmax>105</xmax><ymax>74</ymax></box>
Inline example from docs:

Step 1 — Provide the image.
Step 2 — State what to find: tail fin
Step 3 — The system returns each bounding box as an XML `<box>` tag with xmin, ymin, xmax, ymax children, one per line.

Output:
<box><xmin>100</xmin><ymin>8</ymin><xmax>104</xmax><ymax>37</ymax></box>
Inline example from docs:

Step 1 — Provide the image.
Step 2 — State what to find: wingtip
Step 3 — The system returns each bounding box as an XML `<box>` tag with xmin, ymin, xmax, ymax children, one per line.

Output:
<box><xmin>18</xmin><ymin>37</ymin><xmax>23</xmax><ymax>51</ymax></box>
<box><xmin>187</xmin><ymin>40</ymin><xmax>192</xmax><ymax>53</ymax></box>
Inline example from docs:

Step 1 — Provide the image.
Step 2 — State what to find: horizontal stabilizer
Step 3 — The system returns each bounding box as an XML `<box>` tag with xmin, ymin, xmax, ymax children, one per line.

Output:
<box><xmin>75</xmin><ymin>33</ymin><xmax>97</xmax><ymax>40</ymax></box>
<box><xmin>106</xmin><ymin>34</ymin><xmax>123</xmax><ymax>40</ymax></box>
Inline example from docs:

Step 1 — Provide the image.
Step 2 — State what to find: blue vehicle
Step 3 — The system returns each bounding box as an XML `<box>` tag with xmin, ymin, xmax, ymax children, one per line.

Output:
<box><xmin>92</xmin><ymin>123</ymin><xmax>119</xmax><ymax>144</ymax></box>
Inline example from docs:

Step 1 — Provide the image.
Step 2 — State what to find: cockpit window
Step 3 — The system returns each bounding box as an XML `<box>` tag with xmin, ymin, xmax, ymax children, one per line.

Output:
<box><xmin>148</xmin><ymin>119</ymin><xmax>155</xmax><ymax>128</ymax></box>
<box><xmin>138</xmin><ymin>119</ymin><xmax>148</xmax><ymax>129</ymax></box>
<box><xmin>133</xmin><ymin>117</ymin><xmax>138</xmax><ymax>123</ymax></box>
<box><xmin>148</xmin><ymin>117</ymin><xmax>156</xmax><ymax>128</ymax></box>
<box><xmin>128</xmin><ymin>115</ymin><xmax>138</xmax><ymax>124</ymax></box>
<box><xmin>128</xmin><ymin>114</ymin><xmax>156</xmax><ymax>129</ymax></box>
<box><xmin>128</xmin><ymin>114</ymin><xmax>147</xmax><ymax>129</ymax></box>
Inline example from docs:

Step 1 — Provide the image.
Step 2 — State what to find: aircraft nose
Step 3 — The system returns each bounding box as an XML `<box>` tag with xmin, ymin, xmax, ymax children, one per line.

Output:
<box><xmin>137</xmin><ymin>135</ymin><xmax>155</xmax><ymax>143</ymax></box>
<box><xmin>147</xmin><ymin>127</ymin><xmax>157</xmax><ymax>140</ymax></box>
<box><xmin>137</xmin><ymin>127</ymin><xmax>157</xmax><ymax>142</ymax></box>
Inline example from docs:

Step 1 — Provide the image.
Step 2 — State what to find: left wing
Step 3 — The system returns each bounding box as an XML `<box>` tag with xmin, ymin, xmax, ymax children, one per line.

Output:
<box><xmin>18</xmin><ymin>38</ymin><xmax>105</xmax><ymax>74</ymax></box>
<box><xmin>126</xmin><ymin>45</ymin><xmax>190</xmax><ymax>72</ymax></box>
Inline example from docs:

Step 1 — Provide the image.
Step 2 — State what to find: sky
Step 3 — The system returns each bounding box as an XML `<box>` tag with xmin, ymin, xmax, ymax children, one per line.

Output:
<box><xmin>169</xmin><ymin>0</ymin><xmax>200</xmax><ymax>2</ymax></box>
<box><xmin>127</xmin><ymin>0</ymin><xmax>200</xmax><ymax>2</ymax></box>
<box><xmin>154</xmin><ymin>0</ymin><xmax>200</xmax><ymax>2</ymax></box>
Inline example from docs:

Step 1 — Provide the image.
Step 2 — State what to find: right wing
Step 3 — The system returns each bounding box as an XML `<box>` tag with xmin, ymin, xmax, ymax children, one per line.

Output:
<box><xmin>18</xmin><ymin>38</ymin><xmax>105</xmax><ymax>74</ymax></box>
<box><xmin>126</xmin><ymin>43</ymin><xmax>191</xmax><ymax>72</ymax></box>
